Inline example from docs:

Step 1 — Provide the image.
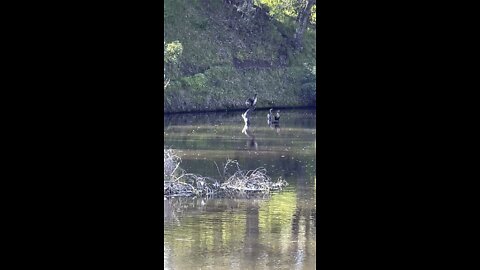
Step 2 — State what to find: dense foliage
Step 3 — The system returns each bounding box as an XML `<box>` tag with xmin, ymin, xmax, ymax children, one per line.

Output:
<box><xmin>164</xmin><ymin>0</ymin><xmax>316</xmax><ymax>112</ymax></box>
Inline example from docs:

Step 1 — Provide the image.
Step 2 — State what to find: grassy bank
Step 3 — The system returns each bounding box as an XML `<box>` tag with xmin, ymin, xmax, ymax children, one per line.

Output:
<box><xmin>164</xmin><ymin>0</ymin><xmax>316</xmax><ymax>113</ymax></box>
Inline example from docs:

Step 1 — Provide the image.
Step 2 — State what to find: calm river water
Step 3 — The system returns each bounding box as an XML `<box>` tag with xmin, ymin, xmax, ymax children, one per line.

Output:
<box><xmin>164</xmin><ymin>109</ymin><xmax>316</xmax><ymax>269</ymax></box>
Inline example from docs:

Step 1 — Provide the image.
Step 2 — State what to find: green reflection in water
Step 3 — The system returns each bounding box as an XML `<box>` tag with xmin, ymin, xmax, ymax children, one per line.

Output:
<box><xmin>164</xmin><ymin>109</ymin><xmax>316</xmax><ymax>269</ymax></box>
<box><xmin>164</xmin><ymin>189</ymin><xmax>316</xmax><ymax>269</ymax></box>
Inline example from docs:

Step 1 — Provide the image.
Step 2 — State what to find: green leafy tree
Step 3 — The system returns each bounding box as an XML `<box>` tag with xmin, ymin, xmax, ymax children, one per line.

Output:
<box><xmin>293</xmin><ymin>0</ymin><xmax>315</xmax><ymax>50</ymax></box>
<box><xmin>258</xmin><ymin>0</ymin><xmax>316</xmax><ymax>50</ymax></box>
<box><xmin>164</xmin><ymin>41</ymin><xmax>183</xmax><ymax>90</ymax></box>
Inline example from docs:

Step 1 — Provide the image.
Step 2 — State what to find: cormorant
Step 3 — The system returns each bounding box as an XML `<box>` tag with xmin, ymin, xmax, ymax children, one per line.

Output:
<box><xmin>272</xmin><ymin>110</ymin><xmax>280</xmax><ymax>123</ymax></box>
<box><xmin>245</xmin><ymin>94</ymin><xmax>257</xmax><ymax>108</ymax></box>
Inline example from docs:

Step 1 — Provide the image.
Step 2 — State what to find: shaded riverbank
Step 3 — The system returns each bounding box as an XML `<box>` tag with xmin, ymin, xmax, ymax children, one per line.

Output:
<box><xmin>164</xmin><ymin>105</ymin><xmax>316</xmax><ymax>115</ymax></box>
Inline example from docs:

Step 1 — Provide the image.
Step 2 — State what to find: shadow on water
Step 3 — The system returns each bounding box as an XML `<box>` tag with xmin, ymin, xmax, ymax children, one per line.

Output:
<box><xmin>164</xmin><ymin>108</ymin><xmax>316</xmax><ymax>269</ymax></box>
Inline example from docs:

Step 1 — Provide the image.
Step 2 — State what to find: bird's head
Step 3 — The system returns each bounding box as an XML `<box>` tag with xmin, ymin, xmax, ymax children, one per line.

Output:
<box><xmin>269</xmin><ymin>108</ymin><xmax>273</xmax><ymax>113</ymax></box>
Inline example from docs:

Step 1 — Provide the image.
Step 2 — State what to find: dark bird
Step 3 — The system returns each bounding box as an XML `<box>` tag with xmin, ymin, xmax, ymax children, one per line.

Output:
<box><xmin>245</xmin><ymin>94</ymin><xmax>257</xmax><ymax>108</ymax></box>
<box><xmin>267</xmin><ymin>108</ymin><xmax>273</xmax><ymax>124</ymax></box>
<box><xmin>272</xmin><ymin>110</ymin><xmax>280</xmax><ymax>123</ymax></box>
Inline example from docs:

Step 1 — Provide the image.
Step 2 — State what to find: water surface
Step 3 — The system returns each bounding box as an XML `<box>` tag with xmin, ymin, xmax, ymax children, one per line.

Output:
<box><xmin>164</xmin><ymin>109</ymin><xmax>316</xmax><ymax>269</ymax></box>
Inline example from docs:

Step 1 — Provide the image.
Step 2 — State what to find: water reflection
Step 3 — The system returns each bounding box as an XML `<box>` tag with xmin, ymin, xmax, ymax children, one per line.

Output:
<box><xmin>273</xmin><ymin>123</ymin><xmax>281</xmax><ymax>134</ymax></box>
<box><xmin>164</xmin><ymin>109</ymin><xmax>316</xmax><ymax>269</ymax></box>
<box><xmin>164</xmin><ymin>186</ymin><xmax>316</xmax><ymax>269</ymax></box>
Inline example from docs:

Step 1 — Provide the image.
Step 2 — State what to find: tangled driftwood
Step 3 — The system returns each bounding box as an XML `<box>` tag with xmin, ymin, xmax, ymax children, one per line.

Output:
<box><xmin>164</xmin><ymin>149</ymin><xmax>287</xmax><ymax>198</ymax></box>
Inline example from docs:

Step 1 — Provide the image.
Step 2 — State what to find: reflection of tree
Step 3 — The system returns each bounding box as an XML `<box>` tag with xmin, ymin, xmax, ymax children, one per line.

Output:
<box><xmin>243</xmin><ymin>202</ymin><xmax>260</xmax><ymax>269</ymax></box>
<box><xmin>164</xmin><ymin>197</ymin><xmax>209</xmax><ymax>225</ymax></box>
<box><xmin>164</xmin><ymin>191</ymin><xmax>316</xmax><ymax>269</ymax></box>
<box><xmin>289</xmin><ymin>169</ymin><xmax>316</xmax><ymax>267</ymax></box>
<box><xmin>164</xmin><ymin>198</ymin><xmax>179</xmax><ymax>225</ymax></box>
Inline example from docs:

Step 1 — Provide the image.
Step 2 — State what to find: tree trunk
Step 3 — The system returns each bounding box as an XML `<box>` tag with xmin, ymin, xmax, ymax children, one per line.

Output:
<box><xmin>294</xmin><ymin>0</ymin><xmax>315</xmax><ymax>50</ymax></box>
